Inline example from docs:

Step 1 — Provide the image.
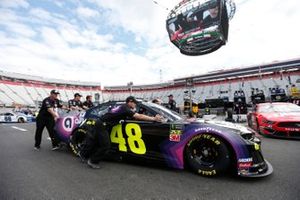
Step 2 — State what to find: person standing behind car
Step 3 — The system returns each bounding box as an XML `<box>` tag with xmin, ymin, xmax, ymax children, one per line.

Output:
<box><xmin>34</xmin><ymin>90</ymin><xmax>62</xmax><ymax>151</ymax></box>
<box><xmin>83</xmin><ymin>95</ymin><xmax>94</xmax><ymax>110</ymax></box>
<box><xmin>68</xmin><ymin>93</ymin><xmax>83</xmax><ymax>111</ymax></box>
<box><xmin>79</xmin><ymin>96</ymin><xmax>163</xmax><ymax>169</ymax></box>
<box><xmin>167</xmin><ymin>94</ymin><xmax>177</xmax><ymax>111</ymax></box>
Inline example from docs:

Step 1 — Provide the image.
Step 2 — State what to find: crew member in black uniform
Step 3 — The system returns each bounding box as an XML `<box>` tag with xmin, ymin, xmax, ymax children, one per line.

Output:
<box><xmin>167</xmin><ymin>94</ymin><xmax>177</xmax><ymax>111</ymax></box>
<box><xmin>34</xmin><ymin>90</ymin><xmax>62</xmax><ymax>150</ymax></box>
<box><xmin>83</xmin><ymin>95</ymin><xmax>94</xmax><ymax>110</ymax></box>
<box><xmin>79</xmin><ymin>96</ymin><xmax>163</xmax><ymax>169</ymax></box>
<box><xmin>68</xmin><ymin>93</ymin><xmax>83</xmax><ymax>111</ymax></box>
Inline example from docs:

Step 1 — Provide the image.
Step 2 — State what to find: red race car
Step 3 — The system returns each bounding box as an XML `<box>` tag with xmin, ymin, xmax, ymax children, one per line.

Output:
<box><xmin>247</xmin><ymin>102</ymin><xmax>300</xmax><ymax>138</ymax></box>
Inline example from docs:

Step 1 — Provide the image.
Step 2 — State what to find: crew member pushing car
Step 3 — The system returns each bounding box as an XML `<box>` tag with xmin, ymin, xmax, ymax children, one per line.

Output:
<box><xmin>68</xmin><ymin>93</ymin><xmax>83</xmax><ymax>111</ymax></box>
<box><xmin>83</xmin><ymin>95</ymin><xmax>94</xmax><ymax>110</ymax></box>
<box><xmin>34</xmin><ymin>90</ymin><xmax>62</xmax><ymax>150</ymax></box>
<box><xmin>79</xmin><ymin>96</ymin><xmax>163</xmax><ymax>169</ymax></box>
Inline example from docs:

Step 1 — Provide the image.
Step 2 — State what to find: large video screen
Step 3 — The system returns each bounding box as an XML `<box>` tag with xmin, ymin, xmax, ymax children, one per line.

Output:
<box><xmin>167</xmin><ymin>0</ymin><xmax>221</xmax><ymax>42</ymax></box>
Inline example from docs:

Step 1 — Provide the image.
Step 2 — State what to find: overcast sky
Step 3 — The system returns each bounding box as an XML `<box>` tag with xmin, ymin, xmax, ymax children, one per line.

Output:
<box><xmin>0</xmin><ymin>0</ymin><xmax>299</xmax><ymax>86</ymax></box>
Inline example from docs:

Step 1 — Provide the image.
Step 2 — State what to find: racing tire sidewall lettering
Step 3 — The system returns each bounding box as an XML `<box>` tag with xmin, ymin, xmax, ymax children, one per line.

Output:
<box><xmin>69</xmin><ymin>128</ymin><xmax>87</xmax><ymax>156</ymax></box>
<box><xmin>185</xmin><ymin>133</ymin><xmax>231</xmax><ymax>177</ymax></box>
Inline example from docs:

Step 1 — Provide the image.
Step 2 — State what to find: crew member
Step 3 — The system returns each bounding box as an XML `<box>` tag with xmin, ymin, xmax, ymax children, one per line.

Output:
<box><xmin>34</xmin><ymin>90</ymin><xmax>62</xmax><ymax>150</ymax></box>
<box><xmin>83</xmin><ymin>95</ymin><xmax>94</xmax><ymax>110</ymax></box>
<box><xmin>79</xmin><ymin>96</ymin><xmax>163</xmax><ymax>169</ymax></box>
<box><xmin>68</xmin><ymin>93</ymin><xmax>83</xmax><ymax>111</ymax></box>
<box><xmin>167</xmin><ymin>94</ymin><xmax>177</xmax><ymax>111</ymax></box>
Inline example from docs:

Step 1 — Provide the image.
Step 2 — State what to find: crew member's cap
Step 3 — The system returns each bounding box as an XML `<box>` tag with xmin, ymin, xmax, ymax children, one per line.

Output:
<box><xmin>168</xmin><ymin>94</ymin><xmax>173</xmax><ymax>97</ymax></box>
<box><xmin>50</xmin><ymin>89</ymin><xmax>60</xmax><ymax>94</ymax></box>
<box><xmin>126</xmin><ymin>96</ymin><xmax>138</xmax><ymax>103</ymax></box>
<box><xmin>74</xmin><ymin>93</ymin><xmax>82</xmax><ymax>97</ymax></box>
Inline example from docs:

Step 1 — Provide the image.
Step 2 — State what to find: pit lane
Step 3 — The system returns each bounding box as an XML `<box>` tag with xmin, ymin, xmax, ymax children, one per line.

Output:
<box><xmin>0</xmin><ymin>123</ymin><xmax>299</xmax><ymax>200</ymax></box>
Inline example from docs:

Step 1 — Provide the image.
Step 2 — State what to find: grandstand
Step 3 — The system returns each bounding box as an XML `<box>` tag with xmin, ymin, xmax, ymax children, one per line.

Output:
<box><xmin>0</xmin><ymin>71</ymin><xmax>102</xmax><ymax>107</ymax></box>
<box><xmin>0</xmin><ymin>58</ymin><xmax>299</xmax><ymax>108</ymax></box>
<box><xmin>102</xmin><ymin>58</ymin><xmax>300</xmax><ymax>105</ymax></box>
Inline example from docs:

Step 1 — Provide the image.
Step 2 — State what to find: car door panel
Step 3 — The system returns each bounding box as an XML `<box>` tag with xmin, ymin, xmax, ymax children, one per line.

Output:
<box><xmin>109</xmin><ymin>120</ymin><xmax>171</xmax><ymax>162</ymax></box>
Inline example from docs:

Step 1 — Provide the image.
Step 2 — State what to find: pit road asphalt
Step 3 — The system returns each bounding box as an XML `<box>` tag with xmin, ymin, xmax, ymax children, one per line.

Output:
<box><xmin>0</xmin><ymin>123</ymin><xmax>299</xmax><ymax>200</ymax></box>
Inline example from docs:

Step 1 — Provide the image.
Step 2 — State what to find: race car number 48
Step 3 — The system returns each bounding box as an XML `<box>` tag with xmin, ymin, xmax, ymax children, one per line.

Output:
<box><xmin>110</xmin><ymin>123</ymin><xmax>146</xmax><ymax>155</ymax></box>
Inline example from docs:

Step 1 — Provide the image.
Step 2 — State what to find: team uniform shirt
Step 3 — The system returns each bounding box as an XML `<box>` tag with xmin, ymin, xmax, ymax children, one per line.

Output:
<box><xmin>101</xmin><ymin>104</ymin><xmax>135</xmax><ymax>124</ymax></box>
<box><xmin>168</xmin><ymin>99</ymin><xmax>177</xmax><ymax>111</ymax></box>
<box><xmin>68</xmin><ymin>99</ymin><xmax>83</xmax><ymax>109</ymax></box>
<box><xmin>83</xmin><ymin>100</ymin><xmax>94</xmax><ymax>109</ymax></box>
<box><xmin>38</xmin><ymin>97</ymin><xmax>63</xmax><ymax>118</ymax></box>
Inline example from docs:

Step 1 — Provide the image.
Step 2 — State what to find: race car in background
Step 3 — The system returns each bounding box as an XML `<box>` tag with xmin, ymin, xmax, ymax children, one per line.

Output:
<box><xmin>55</xmin><ymin>100</ymin><xmax>273</xmax><ymax>178</ymax></box>
<box><xmin>247</xmin><ymin>102</ymin><xmax>300</xmax><ymax>138</ymax></box>
<box><xmin>0</xmin><ymin>112</ymin><xmax>30</xmax><ymax>123</ymax></box>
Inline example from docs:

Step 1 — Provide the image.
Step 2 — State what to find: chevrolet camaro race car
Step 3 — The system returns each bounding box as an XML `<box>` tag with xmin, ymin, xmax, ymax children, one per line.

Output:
<box><xmin>247</xmin><ymin>102</ymin><xmax>300</xmax><ymax>139</ymax></box>
<box><xmin>0</xmin><ymin>112</ymin><xmax>28</xmax><ymax>123</ymax></box>
<box><xmin>55</xmin><ymin>101</ymin><xmax>273</xmax><ymax>177</ymax></box>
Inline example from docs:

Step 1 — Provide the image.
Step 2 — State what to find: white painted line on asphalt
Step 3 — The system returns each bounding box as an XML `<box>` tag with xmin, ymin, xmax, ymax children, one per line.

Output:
<box><xmin>11</xmin><ymin>126</ymin><xmax>27</xmax><ymax>132</ymax></box>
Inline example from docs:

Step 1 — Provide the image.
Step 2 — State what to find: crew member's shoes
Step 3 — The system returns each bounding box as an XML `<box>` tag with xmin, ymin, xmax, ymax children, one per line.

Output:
<box><xmin>87</xmin><ymin>159</ymin><xmax>101</xmax><ymax>169</ymax></box>
<box><xmin>78</xmin><ymin>152</ymin><xmax>87</xmax><ymax>163</ymax></box>
<box><xmin>34</xmin><ymin>146</ymin><xmax>40</xmax><ymax>151</ymax></box>
<box><xmin>52</xmin><ymin>145</ymin><xmax>60</xmax><ymax>151</ymax></box>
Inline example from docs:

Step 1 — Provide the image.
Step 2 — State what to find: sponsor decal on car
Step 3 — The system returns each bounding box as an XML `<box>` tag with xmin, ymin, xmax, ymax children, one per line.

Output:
<box><xmin>169</xmin><ymin>124</ymin><xmax>183</xmax><ymax>142</ymax></box>
<box><xmin>238</xmin><ymin>158</ymin><xmax>253</xmax><ymax>169</ymax></box>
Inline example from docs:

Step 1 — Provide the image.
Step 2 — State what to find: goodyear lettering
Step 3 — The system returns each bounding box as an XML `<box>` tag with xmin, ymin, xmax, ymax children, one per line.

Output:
<box><xmin>69</xmin><ymin>142</ymin><xmax>79</xmax><ymax>155</ymax></box>
<box><xmin>194</xmin><ymin>127</ymin><xmax>222</xmax><ymax>134</ymax></box>
<box><xmin>187</xmin><ymin>134</ymin><xmax>221</xmax><ymax>146</ymax></box>
<box><xmin>198</xmin><ymin>169</ymin><xmax>217</xmax><ymax>176</ymax></box>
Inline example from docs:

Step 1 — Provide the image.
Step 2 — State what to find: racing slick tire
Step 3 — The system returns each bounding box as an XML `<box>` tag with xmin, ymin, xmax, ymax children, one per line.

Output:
<box><xmin>185</xmin><ymin>134</ymin><xmax>231</xmax><ymax>177</ymax></box>
<box><xmin>69</xmin><ymin>128</ymin><xmax>87</xmax><ymax>156</ymax></box>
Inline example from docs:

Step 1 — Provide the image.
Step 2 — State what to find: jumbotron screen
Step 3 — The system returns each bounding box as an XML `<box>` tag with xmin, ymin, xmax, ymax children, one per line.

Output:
<box><xmin>166</xmin><ymin>0</ymin><xmax>225</xmax><ymax>56</ymax></box>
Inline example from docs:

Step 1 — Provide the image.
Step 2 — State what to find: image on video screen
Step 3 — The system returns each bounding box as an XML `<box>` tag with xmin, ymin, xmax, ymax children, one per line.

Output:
<box><xmin>166</xmin><ymin>0</ymin><xmax>229</xmax><ymax>56</ymax></box>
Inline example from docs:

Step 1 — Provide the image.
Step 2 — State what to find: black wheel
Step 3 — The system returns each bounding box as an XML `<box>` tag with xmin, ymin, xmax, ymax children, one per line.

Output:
<box><xmin>69</xmin><ymin>128</ymin><xmax>87</xmax><ymax>156</ymax></box>
<box><xmin>185</xmin><ymin>134</ymin><xmax>231</xmax><ymax>177</ymax></box>
<box><xmin>18</xmin><ymin>118</ymin><xmax>25</xmax><ymax>123</ymax></box>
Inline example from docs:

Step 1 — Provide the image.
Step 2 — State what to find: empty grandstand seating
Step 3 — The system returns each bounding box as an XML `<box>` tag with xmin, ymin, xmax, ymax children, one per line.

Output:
<box><xmin>1</xmin><ymin>59</ymin><xmax>300</xmax><ymax>107</ymax></box>
<box><xmin>0</xmin><ymin>72</ymin><xmax>101</xmax><ymax>107</ymax></box>
<box><xmin>102</xmin><ymin>59</ymin><xmax>300</xmax><ymax>106</ymax></box>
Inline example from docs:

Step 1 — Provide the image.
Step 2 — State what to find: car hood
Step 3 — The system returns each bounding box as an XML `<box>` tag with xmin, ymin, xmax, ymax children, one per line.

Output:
<box><xmin>261</xmin><ymin>112</ymin><xmax>300</xmax><ymax>122</ymax></box>
<box><xmin>195</xmin><ymin>119</ymin><xmax>253</xmax><ymax>134</ymax></box>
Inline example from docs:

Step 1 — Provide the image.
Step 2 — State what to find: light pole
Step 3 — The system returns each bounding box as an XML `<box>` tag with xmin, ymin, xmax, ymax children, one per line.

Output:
<box><xmin>127</xmin><ymin>82</ymin><xmax>133</xmax><ymax>96</ymax></box>
<box><xmin>185</xmin><ymin>78</ymin><xmax>195</xmax><ymax>113</ymax></box>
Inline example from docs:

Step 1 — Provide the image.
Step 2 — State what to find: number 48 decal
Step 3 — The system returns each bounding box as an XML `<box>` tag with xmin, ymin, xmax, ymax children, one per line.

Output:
<box><xmin>110</xmin><ymin>123</ymin><xmax>146</xmax><ymax>155</ymax></box>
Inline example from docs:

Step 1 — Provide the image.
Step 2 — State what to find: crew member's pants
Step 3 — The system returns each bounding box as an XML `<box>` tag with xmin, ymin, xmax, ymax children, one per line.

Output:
<box><xmin>34</xmin><ymin>116</ymin><xmax>59</xmax><ymax>147</ymax></box>
<box><xmin>80</xmin><ymin>120</ymin><xmax>111</xmax><ymax>164</ymax></box>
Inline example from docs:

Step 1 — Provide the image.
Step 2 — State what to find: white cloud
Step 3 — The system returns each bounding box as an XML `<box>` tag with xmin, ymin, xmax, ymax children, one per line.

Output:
<box><xmin>0</xmin><ymin>0</ymin><xmax>29</xmax><ymax>8</ymax></box>
<box><xmin>0</xmin><ymin>0</ymin><xmax>300</xmax><ymax>87</ymax></box>
<box><xmin>77</xmin><ymin>7</ymin><xmax>99</xmax><ymax>18</ymax></box>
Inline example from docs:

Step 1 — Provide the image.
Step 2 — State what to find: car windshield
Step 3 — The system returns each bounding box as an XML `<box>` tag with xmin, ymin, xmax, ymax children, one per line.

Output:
<box><xmin>142</xmin><ymin>102</ymin><xmax>183</xmax><ymax>122</ymax></box>
<box><xmin>258</xmin><ymin>104</ymin><xmax>300</xmax><ymax>113</ymax></box>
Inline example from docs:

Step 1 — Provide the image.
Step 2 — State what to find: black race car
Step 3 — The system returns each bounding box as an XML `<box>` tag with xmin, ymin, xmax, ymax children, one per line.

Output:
<box><xmin>55</xmin><ymin>100</ymin><xmax>273</xmax><ymax>177</ymax></box>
